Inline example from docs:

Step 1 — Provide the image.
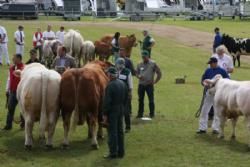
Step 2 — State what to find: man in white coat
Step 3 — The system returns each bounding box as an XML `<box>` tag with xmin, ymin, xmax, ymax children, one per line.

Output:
<box><xmin>56</xmin><ymin>26</ymin><xmax>65</xmax><ymax>44</ymax></box>
<box><xmin>43</xmin><ymin>25</ymin><xmax>55</xmax><ymax>41</ymax></box>
<box><xmin>14</xmin><ymin>25</ymin><xmax>25</xmax><ymax>56</ymax></box>
<box><xmin>0</xmin><ymin>25</ymin><xmax>10</xmax><ymax>65</ymax></box>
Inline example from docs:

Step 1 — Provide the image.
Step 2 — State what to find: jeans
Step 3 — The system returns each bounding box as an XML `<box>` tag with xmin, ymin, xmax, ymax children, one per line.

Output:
<box><xmin>35</xmin><ymin>45</ymin><xmax>43</xmax><ymax>61</ymax></box>
<box><xmin>6</xmin><ymin>92</ymin><xmax>25</xmax><ymax>129</ymax></box>
<box><xmin>137</xmin><ymin>84</ymin><xmax>155</xmax><ymax>117</ymax></box>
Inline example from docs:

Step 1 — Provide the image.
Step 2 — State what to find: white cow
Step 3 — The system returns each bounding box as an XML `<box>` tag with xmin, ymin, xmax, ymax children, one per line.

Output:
<box><xmin>64</xmin><ymin>29</ymin><xmax>84</xmax><ymax>67</ymax></box>
<box><xmin>206</xmin><ymin>74</ymin><xmax>250</xmax><ymax>148</ymax></box>
<box><xmin>42</xmin><ymin>39</ymin><xmax>62</xmax><ymax>68</ymax></box>
<box><xmin>82</xmin><ymin>40</ymin><xmax>95</xmax><ymax>64</ymax></box>
<box><xmin>17</xmin><ymin>63</ymin><xmax>61</xmax><ymax>149</ymax></box>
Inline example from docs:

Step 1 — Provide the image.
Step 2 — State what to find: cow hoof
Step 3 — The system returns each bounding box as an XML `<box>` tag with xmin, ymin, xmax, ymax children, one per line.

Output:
<box><xmin>45</xmin><ymin>145</ymin><xmax>53</xmax><ymax>150</ymax></box>
<box><xmin>91</xmin><ymin>144</ymin><xmax>99</xmax><ymax>150</ymax></box>
<box><xmin>61</xmin><ymin>144</ymin><xmax>70</xmax><ymax>150</ymax></box>
<box><xmin>231</xmin><ymin>135</ymin><xmax>236</xmax><ymax>140</ymax></box>
<box><xmin>25</xmin><ymin>145</ymin><xmax>32</xmax><ymax>150</ymax></box>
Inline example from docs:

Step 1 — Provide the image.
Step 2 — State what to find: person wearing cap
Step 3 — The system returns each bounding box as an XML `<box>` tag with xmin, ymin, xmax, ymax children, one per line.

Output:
<box><xmin>141</xmin><ymin>30</ymin><xmax>155</xmax><ymax>57</ymax></box>
<box><xmin>56</xmin><ymin>26</ymin><xmax>65</xmax><ymax>44</ymax></box>
<box><xmin>136</xmin><ymin>50</ymin><xmax>162</xmax><ymax>118</ymax></box>
<box><xmin>14</xmin><ymin>25</ymin><xmax>25</xmax><ymax>56</ymax></box>
<box><xmin>103</xmin><ymin>67</ymin><xmax>128</xmax><ymax>159</ymax></box>
<box><xmin>26</xmin><ymin>49</ymin><xmax>40</xmax><ymax>65</ymax></box>
<box><xmin>116</xmin><ymin>57</ymin><xmax>133</xmax><ymax>133</ymax></box>
<box><xmin>197</xmin><ymin>57</ymin><xmax>229</xmax><ymax>134</ymax></box>
<box><xmin>213</xmin><ymin>27</ymin><xmax>222</xmax><ymax>53</ymax></box>
<box><xmin>52</xmin><ymin>46</ymin><xmax>76</xmax><ymax>74</ymax></box>
<box><xmin>120</xmin><ymin>48</ymin><xmax>136</xmax><ymax>76</ymax></box>
<box><xmin>111</xmin><ymin>32</ymin><xmax>120</xmax><ymax>62</ymax></box>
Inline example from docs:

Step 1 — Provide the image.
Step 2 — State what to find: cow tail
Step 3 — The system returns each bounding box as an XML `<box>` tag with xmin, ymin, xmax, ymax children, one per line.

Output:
<box><xmin>40</xmin><ymin>71</ymin><xmax>49</xmax><ymax>135</ymax></box>
<box><xmin>71</xmin><ymin>72</ymin><xmax>80</xmax><ymax>132</ymax></box>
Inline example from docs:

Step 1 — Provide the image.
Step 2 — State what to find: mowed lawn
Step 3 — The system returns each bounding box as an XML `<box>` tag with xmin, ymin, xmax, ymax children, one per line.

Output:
<box><xmin>0</xmin><ymin>20</ymin><xmax>250</xmax><ymax>167</ymax></box>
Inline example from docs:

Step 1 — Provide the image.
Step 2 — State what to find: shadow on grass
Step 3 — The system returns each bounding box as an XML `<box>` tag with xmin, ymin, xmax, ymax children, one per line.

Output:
<box><xmin>196</xmin><ymin>134</ymin><xmax>249</xmax><ymax>153</ymax></box>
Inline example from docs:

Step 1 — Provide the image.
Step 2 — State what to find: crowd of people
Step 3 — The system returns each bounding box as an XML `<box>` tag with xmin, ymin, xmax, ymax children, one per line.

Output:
<box><xmin>0</xmin><ymin>25</ymin><xmax>162</xmax><ymax>159</ymax></box>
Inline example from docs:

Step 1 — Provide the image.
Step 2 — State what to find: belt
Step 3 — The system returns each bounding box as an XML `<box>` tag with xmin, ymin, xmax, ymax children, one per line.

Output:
<box><xmin>16</xmin><ymin>43</ymin><xmax>23</xmax><ymax>46</ymax></box>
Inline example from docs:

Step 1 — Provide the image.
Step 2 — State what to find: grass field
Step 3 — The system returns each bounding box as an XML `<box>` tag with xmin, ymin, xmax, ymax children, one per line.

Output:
<box><xmin>1</xmin><ymin>19</ymin><xmax>250</xmax><ymax>167</ymax></box>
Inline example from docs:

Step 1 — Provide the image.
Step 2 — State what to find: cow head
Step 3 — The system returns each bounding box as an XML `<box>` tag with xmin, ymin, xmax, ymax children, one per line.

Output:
<box><xmin>203</xmin><ymin>74</ymin><xmax>222</xmax><ymax>95</ymax></box>
<box><xmin>127</xmin><ymin>34</ymin><xmax>137</xmax><ymax>47</ymax></box>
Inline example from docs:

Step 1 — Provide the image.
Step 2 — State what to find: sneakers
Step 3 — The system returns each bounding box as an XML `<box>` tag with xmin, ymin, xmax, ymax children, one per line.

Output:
<box><xmin>196</xmin><ymin>130</ymin><xmax>206</xmax><ymax>134</ymax></box>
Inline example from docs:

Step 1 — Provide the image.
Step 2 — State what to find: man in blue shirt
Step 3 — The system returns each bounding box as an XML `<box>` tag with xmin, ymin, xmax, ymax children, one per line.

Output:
<box><xmin>197</xmin><ymin>57</ymin><xmax>229</xmax><ymax>134</ymax></box>
<box><xmin>213</xmin><ymin>27</ymin><xmax>222</xmax><ymax>53</ymax></box>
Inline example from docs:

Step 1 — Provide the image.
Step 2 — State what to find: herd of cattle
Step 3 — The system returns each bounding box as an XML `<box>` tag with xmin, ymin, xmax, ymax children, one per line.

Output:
<box><xmin>43</xmin><ymin>29</ymin><xmax>137</xmax><ymax>68</ymax></box>
<box><xmin>16</xmin><ymin>61</ymin><xmax>112</xmax><ymax>149</ymax></box>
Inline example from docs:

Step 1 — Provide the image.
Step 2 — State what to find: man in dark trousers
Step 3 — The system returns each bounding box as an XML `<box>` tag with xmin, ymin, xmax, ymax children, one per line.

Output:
<box><xmin>3</xmin><ymin>54</ymin><xmax>25</xmax><ymax>130</ymax></box>
<box><xmin>103</xmin><ymin>67</ymin><xmax>128</xmax><ymax>159</ymax></box>
<box><xmin>136</xmin><ymin>50</ymin><xmax>162</xmax><ymax>118</ymax></box>
<box><xmin>141</xmin><ymin>30</ymin><xmax>155</xmax><ymax>57</ymax></box>
<box><xmin>116</xmin><ymin>57</ymin><xmax>133</xmax><ymax>133</ymax></box>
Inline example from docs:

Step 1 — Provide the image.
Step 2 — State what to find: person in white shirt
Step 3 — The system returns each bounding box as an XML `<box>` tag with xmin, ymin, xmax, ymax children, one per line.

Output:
<box><xmin>43</xmin><ymin>25</ymin><xmax>55</xmax><ymax>41</ymax></box>
<box><xmin>56</xmin><ymin>26</ymin><xmax>65</xmax><ymax>44</ymax></box>
<box><xmin>32</xmin><ymin>27</ymin><xmax>43</xmax><ymax>61</ymax></box>
<box><xmin>212</xmin><ymin>45</ymin><xmax>234</xmax><ymax>74</ymax></box>
<box><xmin>0</xmin><ymin>25</ymin><xmax>10</xmax><ymax>65</ymax></box>
<box><xmin>14</xmin><ymin>25</ymin><xmax>25</xmax><ymax>56</ymax></box>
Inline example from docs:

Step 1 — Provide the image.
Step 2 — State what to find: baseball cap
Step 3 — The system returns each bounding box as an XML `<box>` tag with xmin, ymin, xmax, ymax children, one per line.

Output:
<box><xmin>107</xmin><ymin>67</ymin><xmax>118</xmax><ymax>75</ymax></box>
<box><xmin>116</xmin><ymin>57</ymin><xmax>125</xmax><ymax>65</ymax></box>
<box><xmin>141</xmin><ymin>50</ymin><xmax>150</xmax><ymax>57</ymax></box>
<box><xmin>207</xmin><ymin>57</ymin><xmax>218</xmax><ymax>64</ymax></box>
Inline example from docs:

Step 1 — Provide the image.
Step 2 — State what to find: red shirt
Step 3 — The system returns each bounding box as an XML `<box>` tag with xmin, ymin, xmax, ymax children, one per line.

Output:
<box><xmin>9</xmin><ymin>63</ymin><xmax>24</xmax><ymax>92</ymax></box>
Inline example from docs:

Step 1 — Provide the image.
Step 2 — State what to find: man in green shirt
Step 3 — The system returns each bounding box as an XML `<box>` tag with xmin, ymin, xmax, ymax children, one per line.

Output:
<box><xmin>142</xmin><ymin>30</ymin><xmax>155</xmax><ymax>57</ymax></box>
<box><xmin>136</xmin><ymin>50</ymin><xmax>162</xmax><ymax>118</ymax></box>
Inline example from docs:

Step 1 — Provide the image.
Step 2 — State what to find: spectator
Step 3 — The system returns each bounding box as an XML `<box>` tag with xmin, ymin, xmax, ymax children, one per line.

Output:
<box><xmin>213</xmin><ymin>27</ymin><xmax>222</xmax><ymax>53</ymax></box>
<box><xmin>43</xmin><ymin>25</ymin><xmax>55</xmax><ymax>41</ymax></box>
<box><xmin>56</xmin><ymin>26</ymin><xmax>65</xmax><ymax>44</ymax></box>
<box><xmin>136</xmin><ymin>50</ymin><xmax>161</xmax><ymax>118</ymax></box>
<box><xmin>111</xmin><ymin>32</ymin><xmax>120</xmax><ymax>62</ymax></box>
<box><xmin>14</xmin><ymin>25</ymin><xmax>25</xmax><ymax>56</ymax></box>
<box><xmin>141</xmin><ymin>30</ymin><xmax>155</xmax><ymax>57</ymax></box>
<box><xmin>32</xmin><ymin>27</ymin><xmax>43</xmax><ymax>61</ymax></box>
<box><xmin>26</xmin><ymin>49</ymin><xmax>40</xmax><ymax>64</ymax></box>
<box><xmin>52</xmin><ymin>46</ymin><xmax>76</xmax><ymax>74</ymax></box>
<box><xmin>0</xmin><ymin>25</ymin><xmax>10</xmax><ymax>66</ymax></box>
<box><xmin>3</xmin><ymin>54</ymin><xmax>25</xmax><ymax>130</ymax></box>
<box><xmin>120</xmin><ymin>48</ymin><xmax>136</xmax><ymax>76</ymax></box>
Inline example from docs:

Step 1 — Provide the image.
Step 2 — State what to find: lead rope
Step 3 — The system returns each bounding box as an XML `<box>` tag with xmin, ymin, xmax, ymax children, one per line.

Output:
<box><xmin>195</xmin><ymin>87</ymin><xmax>207</xmax><ymax>118</ymax></box>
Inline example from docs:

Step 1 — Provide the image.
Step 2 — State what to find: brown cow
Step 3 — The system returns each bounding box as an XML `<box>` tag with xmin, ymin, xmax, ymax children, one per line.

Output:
<box><xmin>60</xmin><ymin>61</ymin><xmax>112</xmax><ymax>149</ymax></box>
<box><xmin>94</xmin><ymin>40</ymin><xmax>112</xmax><ymax>61</ymax></box>
<box><xmin>100</xmin><ymin>34</ymin><xmax>137</xmax><ymax>57</ymax></box>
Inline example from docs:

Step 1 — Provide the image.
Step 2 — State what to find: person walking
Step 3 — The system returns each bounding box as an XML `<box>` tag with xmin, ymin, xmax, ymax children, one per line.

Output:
<box><xmin>56</xmin><ymin>26</ymin><xmax>65</xmax><ymax>44</ymax></box>
<box><xmin>26</xmin><ymin>49</ymin><xmax>40</xmax><ymax>64</ymax></box>
<box><xmin>197</xmin><ymin>57</ymin><xmax>229</xmax><ymax>134</ymax></box>
<box><xmin>213</xmin><ymin>27</ymin><xmax>222</xmax><ymax>53</ymax></box>
<box><xmin>3</xmin><ymin>54</ymin><xmax>25</xmax><ymax>130</ymax></box>
<box><xmin>43</xmin><ymin>25</ymin><xmax>55</xmax><ymax>41</ymax></box>
<box><xmin>141</xmin><ymin>30</ymin><xmax>155</xmax><ymax>57</ymax></box>
<box><xmin>103</xmin><ymin>67</ymin><xmax>127</xmax><ymax>159</ymax></box>
<box><xmin>0</xmin><ymin>25</ymin><xmax>10</xmax><ymax>66</ymax></box>
<box><xmin>136</xmin><ymin>50</ymin><xmax>162</xmax><ymax>118</ymax></box>
<box><xmin>52</xmin><ymin>46</ymin><xmax>76</xmax><ymax>74</ymax></box>
<box><xmin>116</xmin><ymin>58</ymin><xmax>133</xmax><ymax>133</ymax></box>
<box><xmin>14</xmin><ymin>25</ymin><xmax>25</xmax><ymax>56</ymax></box>
<box><xmin>111</xmin><ymin>32</ymin><xmax>120</xmax><ymax>62</ymax></box>
<box><xmin>32</xmin><ymin>27</ymin><xmax>43</xmax><ymax>61</ymax></box>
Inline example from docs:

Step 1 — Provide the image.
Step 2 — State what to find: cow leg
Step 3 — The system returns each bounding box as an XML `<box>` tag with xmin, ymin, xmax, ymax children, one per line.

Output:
<box><xmin>231</xmin><ymin>117</ymin><xmax>238</xmax><ymax>140</ymax></box>
<box><xmin>237</xmin><ymin>54</ymin><xmax>240</xmax><ymax>67</ymax></box>
<box><xmin>25</xmin><ymin>117</ymin><xmax>34</xmax><ymax>150</ymax></box>
<box><xmin>215</xmin><ymin>104</ymin><xmax>226</xmax><ymax>139</ymax></box>
<box><xmin>88</xmin><ymin>116</ymin><xmax>99</xmax><ymax>149</ymax></box>
<box><xmin>232</xmin><ymin>55</ymin><xmax>236</xmax><ymax>67</ymax></box>
<box><xmin>46</xmin><ymin>112</ymin><xmax>58</xmax><ymax>148</ymax></box>
<box><xmin>62</xmin><ymin>111</ymin><xmax>72</xmax><ymax>147</ymax></box>
<box><xmin>246</xmin><ymin>116</ymin><xmax>250</xmax><ymax>149</ymax></box>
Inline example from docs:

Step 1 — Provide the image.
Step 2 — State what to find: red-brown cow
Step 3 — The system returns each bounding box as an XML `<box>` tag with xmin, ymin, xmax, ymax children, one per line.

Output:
<box><xmin>94</xmin><ymin>40</ymin><xmax>112</xmax><ymax>61</ymax></box>
<box><xmin>60</xmin><ymin>61</ymin><xmax>111</xmax><ymax>149</ymax></box>
<box><xmin>100</xmin><ymin>34</ymin><xmax>137</xmax><ymax>57</ymax></box>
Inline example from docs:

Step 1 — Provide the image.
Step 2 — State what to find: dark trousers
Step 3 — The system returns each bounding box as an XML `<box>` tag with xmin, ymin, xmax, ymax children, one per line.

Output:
<box><xmin>137</xmin><ymin>84</ymin><xmax>155</xmax><ymax>117</ymax></box>
<box><xmin>6</xmin><ymin>92</ymin><xmax>25</xmax><ymax>129</ymax></box>
<box><xmin>35</xmin><ymin>45</ymin><xmax>43</xmax><ymax>61</ymax></box>
<box><xmin>124</xmin><ymin>97</ymin><xmax>131</xmax><ymax>130</ymax></box>
<box><xmin>108</xmin><ymin>109</ymin><xmax>124</xmax><ymax>157</ymax></box>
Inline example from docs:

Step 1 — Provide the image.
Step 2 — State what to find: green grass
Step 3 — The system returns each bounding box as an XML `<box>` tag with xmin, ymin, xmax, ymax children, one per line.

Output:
<box><xmin>0</xmin><ymin>20</ymin><xmax>250</xmax><ymax>167</ymax></box>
